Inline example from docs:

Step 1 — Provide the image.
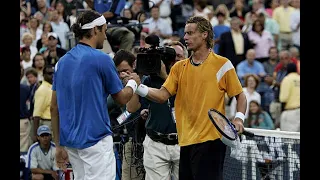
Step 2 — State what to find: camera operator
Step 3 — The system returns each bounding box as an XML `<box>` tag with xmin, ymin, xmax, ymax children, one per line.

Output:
<box><xmin>109</xmin><ymin>49</ymin><xmax>145</xmax><ymax>180</ymax></box>
<box><xmin>86</xmin><ymin>0</ymin><xmax>135</xmax><ymax>52</ymax></box>
<box><xmin>128</xmin><ymin>41</ymin><xmax>187</xmax><ymax>180</ymax></box>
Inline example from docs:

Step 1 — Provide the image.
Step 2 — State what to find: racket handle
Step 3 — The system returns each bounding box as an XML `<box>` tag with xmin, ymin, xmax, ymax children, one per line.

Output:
<box><xmin>242</xmin><ymin>130</ymin><xmax>254</xmax><ymax>137</ymax></box>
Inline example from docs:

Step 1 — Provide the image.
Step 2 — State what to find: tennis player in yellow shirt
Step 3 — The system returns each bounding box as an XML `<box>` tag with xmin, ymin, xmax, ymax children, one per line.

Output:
<box><xmin>134</xmin><ymin>16</ymin><xmax>247</xmax><ymax>180</ymax></box>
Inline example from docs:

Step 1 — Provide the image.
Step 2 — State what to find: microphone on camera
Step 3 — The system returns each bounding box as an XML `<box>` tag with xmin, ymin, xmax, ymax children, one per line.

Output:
<box><xmin>145</xmin><ymin>34</ymin><xmax>160</xmax><ymax>47</ymax></box>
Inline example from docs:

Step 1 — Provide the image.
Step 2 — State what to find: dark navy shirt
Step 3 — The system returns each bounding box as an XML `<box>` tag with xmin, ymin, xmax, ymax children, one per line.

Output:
<box><xmin>142</xmin><ymin>76</ymin><xmax>177</xmax><ymax>134</ymax></box>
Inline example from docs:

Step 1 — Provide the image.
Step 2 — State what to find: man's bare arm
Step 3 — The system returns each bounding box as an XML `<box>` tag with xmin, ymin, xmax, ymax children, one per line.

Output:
<box><xmin>126</xmin><ymin>94</ymin><xmax>141</xmax><ymax>113</ymax></box>
<box><xmin>142</xmin><ymin>86</ymin><xmax>172</xmax><ymax>104</ymax></box>
<box><xmin>235</xmin><ymin>92</ymin><xmax>247</xmax><ymax>116</ymax></box>
<box><xmin>50</xmin><ymin>91</ymin><xmax>60</xmax><ymax>146</ymax></box>
<box><xmin>111</xmin><ymin>87</ymin><xmax>134</xmax><ymax>106</ymax></box>
<box><xmin>232</xmin><ymin>92</ymin><xmax>247</xmax><ymax>133</ymax></box>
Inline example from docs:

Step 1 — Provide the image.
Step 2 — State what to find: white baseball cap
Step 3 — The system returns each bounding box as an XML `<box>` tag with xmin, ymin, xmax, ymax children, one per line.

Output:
<box><xmin>47</xmin><ymin>32</ymin><xmax>58</xmax><ymax>39</ymax></box>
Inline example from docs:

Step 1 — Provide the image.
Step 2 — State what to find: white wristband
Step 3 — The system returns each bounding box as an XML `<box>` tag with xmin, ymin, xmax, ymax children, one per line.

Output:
<box><xmin>125</xmin><ymin>79</ymin><xmax>138</xmax><ymax>92</ymax></box>
<box><xmin>235</xmin><ymin>112</ymin><xmax>245</xmax><ymax>123</ymax></box>
<box><xmin>135</xmin><ymin>84</ymin><xmax>149</xmax><ymax>97</ymax></box>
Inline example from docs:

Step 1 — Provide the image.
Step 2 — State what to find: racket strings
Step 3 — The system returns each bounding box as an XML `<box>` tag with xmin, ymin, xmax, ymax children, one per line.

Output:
<box><xmin>209</xmin><ymin>111</ymin><xmax>237</xmax><ymax>139</ymax></box>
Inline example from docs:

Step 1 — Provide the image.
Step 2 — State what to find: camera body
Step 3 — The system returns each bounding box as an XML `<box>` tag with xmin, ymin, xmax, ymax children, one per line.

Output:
<box><xmin>136</xmin><ymin>35</ymin><xmax>176</xmax><ymax>75</ymax></box>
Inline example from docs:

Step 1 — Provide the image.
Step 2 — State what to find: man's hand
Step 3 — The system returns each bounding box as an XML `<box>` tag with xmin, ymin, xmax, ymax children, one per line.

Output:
<box><xmin>159</xmin><ymin>61</ymin><xmax>168</xmax><ymax>80</ymax></box>
<box><xmin>130</xmin><ymin>72</ymin><xmax>141</xmax><ymax>85</ymax></box>
<box><xmin>232</xmin><ymin>118</ymin><xmax>244</xmax><ymax>134</ymax></box>
<box><xmin>55</xmin><ymin>146</ymin><xmax>69</xmax><ymax>171</ymax></box>
<box><xmin>140</xmin><ymin>109</ymin><xmax>149</xmax><ymax>120</ymax></box>
<box><xmin>120</xmin><ymin>71</ymin><xmax>131</xmax><ymax>85</ymax></box>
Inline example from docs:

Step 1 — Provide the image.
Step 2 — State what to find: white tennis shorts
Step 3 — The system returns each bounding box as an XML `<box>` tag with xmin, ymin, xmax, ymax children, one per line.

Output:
<box><xmin>65</xmin><ymin>135</ymin><xmax>116</xmax><ymax>180</ymax></box>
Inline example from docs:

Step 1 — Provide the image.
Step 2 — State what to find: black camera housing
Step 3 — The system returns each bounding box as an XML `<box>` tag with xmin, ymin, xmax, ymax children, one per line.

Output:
<box><xmin>136</xmin><ymin>46</ymin><xmax>176</xmax><ymax>75</ymax></box>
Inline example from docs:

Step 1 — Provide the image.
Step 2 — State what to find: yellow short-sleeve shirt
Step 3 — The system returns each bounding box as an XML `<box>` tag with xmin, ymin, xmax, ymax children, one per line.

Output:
<box><xmin>163</xmin><ymin>52</ymin><xmax>243</xmax><ymax>146</ymax></box>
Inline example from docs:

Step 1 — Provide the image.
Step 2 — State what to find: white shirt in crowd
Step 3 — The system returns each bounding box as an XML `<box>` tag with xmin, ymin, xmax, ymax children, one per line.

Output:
<box><xmin>51</xmin><ymin>21</ymin><xmax>70</xmax><ymax>50</ymax></box>
<box><xmin>290</xmin><ymin>9</ymin><xmax>300</xmax><ymax>47</ymax></box>
<box><xmin>25</xmin><ymin>142</ymin><xmax>59</xmax><ymax>171</ymax></box>
<box><xmin>143</xmin><ymin>17</ymin><xmax>173</xmax><ymax>45</ymax></box>
<box><xmin>229</xmin><ymin>87</ymin><xmax>261</xmax><ymax>119</ymax></box>
<box><xmin>193</xmin><ymin>7</ymin><xmax>211</xmax><ymax>20</ymax></box>
<box><xmin>21</xmin><ymin>44</ymin><xmax>38</xmax><ymax>60</ymax></box>
<box><xmin>211</xmin><ymin>17</ymin><xmax>231</xmax><ymax>27</ymax></box>
<box><xmin>21</xmin><ymin>60</ymin><xmax>33</xmax><ymax>70</ymax></box>
<box><xmin>150</xmin><ymin>0</ymin><xmax>171</xmax><ymax>17</ymax></box>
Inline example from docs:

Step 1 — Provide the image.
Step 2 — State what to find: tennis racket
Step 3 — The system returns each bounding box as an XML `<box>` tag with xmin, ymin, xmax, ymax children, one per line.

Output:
<box><xmin>208</xmin><ymin>108</ymin><xmax>254</xmax><ymax>147</ymax></box>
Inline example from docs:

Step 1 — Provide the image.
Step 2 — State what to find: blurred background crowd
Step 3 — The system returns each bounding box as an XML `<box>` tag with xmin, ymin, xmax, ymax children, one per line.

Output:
<box><xmin>20</xmin><ymin>0</ymin><xmax>300</xmax><ymax>153</ymax></box>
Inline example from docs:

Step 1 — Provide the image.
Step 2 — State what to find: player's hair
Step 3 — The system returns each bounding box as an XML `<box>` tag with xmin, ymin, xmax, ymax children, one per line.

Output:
<box><xmin>113</xmin><ymin>49</ymin><xmax>136</xmax><ymax>68</ymax></box>
<box><xmin>186</xmin><ymin>16</ymin><xmax>214</xmax><ymax>49</ymax></box>
<box><xmin>71</xmin><ymin>10</ymin><xmax>104</xmax><ymax>39</ymax></box>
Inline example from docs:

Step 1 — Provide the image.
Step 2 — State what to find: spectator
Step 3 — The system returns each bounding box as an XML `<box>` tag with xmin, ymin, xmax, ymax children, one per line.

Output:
<box><xmin>265</xmin><ymin>0</ymin><xmax>280</xmax><ymax>17</ymax></box>
<box><xmin>61</xmin><ymin>0</ymin><xmax>84</xmax><ymax>17</ymax></box>
<box><xmin>229</xmin><ymin>0</ymin><xmax>249</xmax><ymax>23</ymax></box>
<box><xmin>290</xmin><ymin>0</ymin><xmax>300</xmax><ymax>51</ymax></box>
<box><xmin>244</xmin><ymin>0</ymin><xmax>265</xmax><ymax>25</ymax></box>
<box><xmin>213</xmin><ymin>12</ymin><xmax>231</xmax><ymax>54</ymax></box>
<box><xmin>279</xmin><ymin>63</ymin><xmax>300</xmax><ymax>132</ymax></box>
<box><xmin>20</xmin><ymin>11</ymin><xmax>29</xmax><ymax>45</ymax></box>
<box><xmin>269</xmin><ymin>50</ymin><xmax>291</xmax><ymax>128</ymax></box>
<box><xmin>50</xmin><ymin>9</ymin><xmax>70</xmax><ymax>50</ymax></box>
<box><xmin>193</xmin><ymin>0</ymin><xmax>211</xmax><ymax>19</ymax></box>
<box><xmin>211</xmin><ymin>4</ymin><xmax>231</xmax><ymax>27</ymax></box>
<box><xmin>92</xmin><ymin>0</ymin><xmax>136</xmax><ymax>53</ymax></box>
<box><xmin>20</xmin><ymin>64</ymin><xmax>32</xmax><ymax>153</ymax></box>
<box><xmin>130</xmin><ymin>0</ymin><xmax>144</xmax><ymax>19</ymax></box>
<box><xmin>21</xmin><ymin>32</ymin><xmax>39</xmax><ymax>60</ymax></box>
<box><xmin>263</xmin><ymin>47</ymin><xmax>279</xmax><ymax>76</ymax></box>
<box><xmin>32</xmin><ymin>53</ymin><xmax>46</xmax><ymax>81</ymax></box>
<box><xmin>28</xmin><ymin>17</ymin><xmax>43</xmax><ymax>47</ymax></box>
<box><xmin>242</xmin><ymin>11</ymin><xmax>259</xmax><ymax>33</ymax></box>
<box><xmin>55</xmin><ymin>1</ymin><xmax>69</xmax><ymax>25</ymax></box>
<box><xmin>32</xmin><ymin>65</ymin><xmax>55</xmax><ymax>142</ymax></box>
<box><xmin>25</xmin><ymin>125</ymin><xmax>59</xmax><ymax>180</ymax></box>
<box><xmin>43</xmin><ymin>32</ymin><xmax>67</xmax><ymax>66</ymax></box>
<box><xmin>123</xmin><ymin>8</ymin><xmax>134</xmax><ymax>20</ymax></box>
<box><xmin>219</xmin><ymin>17</ymin><xmax>252</xmax><ymax>67</ymax></box>
<box><xmin>260</xmin><ymin>47</ymin><xmax>278</xmax><ymax>111</ymax></box>
<box><xmin>21</xmin><ymin>47</ymin><xmax>33</xmax><ymax>70</ymax></box>
<box><xmin>273</xmin><ymin>47</ymin><xmax>298</xmax><ymax>75</ymax></box>
<box><xmin>245</xmin><ymin>100</ymin><xmax>275</xmax><ymax>130</ymax></box>
<box><xmin>34</xmin><ymin>0</ymin><xmax>51</xmax><ymax>22</ymax></box>
<box><xmin>236</xmin><ymin>49</ymin><xmax>266</xmax><ymax>85</ymax></box>
<box><xmin>144</xmin><ymin>6</ymin><xmax>173</xmax><ymax>45</ymax></box>
<box><xmin>20</xmin><ymin>0</ymin><xmax>32</xmax><ymax>17</ymax></box>
<box><xmin>257</xmin><ymin>12</ymin><xmax>280</xmax><ymax>46</ymax></box>
<box><xmin>272</xmin><ymin>0</ymin><xmax>295</xmax><ymax>50</ymax></box>
<box><xmin>248</xmin><ymin>20</ymin><xmax>275</xmax><ymax>63</ymax></box>
<box><xmin>229</xmin><ymin>74</ymin><xmax>261</xmax><ymax>119</ymax></box>
<box><xmin>150</xmin><ymin>0</ymin><xmax>173</xmax><ymax>25</ymax></box>
<box><xmin>34</xmin><ymin>11</ymin><xmax>45</xmax><ymax>27</ymax></box>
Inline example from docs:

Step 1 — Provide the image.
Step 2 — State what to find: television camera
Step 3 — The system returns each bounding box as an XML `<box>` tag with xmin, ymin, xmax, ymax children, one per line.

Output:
<box><xmin>136</xmin><ymin>35</ymin><xmax>176</xmax><ymax>75</ymax></box>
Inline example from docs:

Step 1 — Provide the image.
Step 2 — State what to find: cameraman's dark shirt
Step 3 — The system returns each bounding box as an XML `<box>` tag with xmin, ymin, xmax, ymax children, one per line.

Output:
<box><xmin>142</xmin><ymin>76</ymin><xmax>177</xmax><ymax>134</ymax></box>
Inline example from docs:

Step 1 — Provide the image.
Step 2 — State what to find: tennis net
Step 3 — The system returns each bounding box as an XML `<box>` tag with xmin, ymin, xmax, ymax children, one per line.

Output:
<box><xmin>223</xmin><ymin>128</ymin><xmax>300</xmax><ymax>180</ymax></box>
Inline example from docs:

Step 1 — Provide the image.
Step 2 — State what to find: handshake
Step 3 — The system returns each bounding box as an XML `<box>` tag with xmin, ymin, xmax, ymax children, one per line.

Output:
<box><xmin>120</xmin><ymin>71</ymin><xmax>148</xmax><ymax>98</ymax></box>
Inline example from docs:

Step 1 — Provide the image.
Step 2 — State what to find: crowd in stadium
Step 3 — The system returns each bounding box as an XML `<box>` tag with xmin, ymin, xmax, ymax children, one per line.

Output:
<box><xmin>20</xmin><ymin>0</ymin><xmax>300</xmax><ymax>179</ymax></box>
